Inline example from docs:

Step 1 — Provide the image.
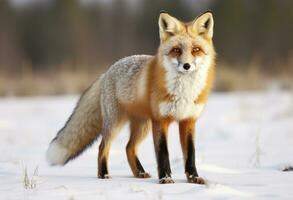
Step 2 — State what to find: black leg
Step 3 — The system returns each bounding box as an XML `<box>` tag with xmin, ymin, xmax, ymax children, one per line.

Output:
<box><xmin>185</xmin><ymin>134</ymin><xmax>198</xmax><ymax>177</ymax></box>
<box><xmin>179</xmin><ymin>119</ymin><xmax>205</xmax><ymax>184</ymax></box>
<box><xmin>152</xmin><ymin>120</ymin><xmax>174</xmax><ymax>184</ymax></box>
<box><xmin>157</xmin><ymin>135</ymin><xmax>171</xmax><ymax>179</ymax></box>
<box><xmin>99</xmin><ymin>158</ymin><xmax>109</xmax><ymax>178</ymax></box>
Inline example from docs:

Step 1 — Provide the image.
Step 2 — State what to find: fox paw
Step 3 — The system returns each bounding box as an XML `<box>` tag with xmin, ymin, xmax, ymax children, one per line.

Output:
<box><xmin>98</xmin><ymin>174</ymin><xmax>111</xmax><ymax>179</ymax></box>
<box><xmin>187</xmin><ymin>175</ymin><xmax>206</xmax><ymax>184</ymax></box>
<box><xmin>159</xmin><ymin>176</ymin><xmax>175</xmax><ymax>184</ymax></box>
<box><xmin>136</xmin><ymin>171</ymin><xmax>151</xmax><ymax>178</ymax></box>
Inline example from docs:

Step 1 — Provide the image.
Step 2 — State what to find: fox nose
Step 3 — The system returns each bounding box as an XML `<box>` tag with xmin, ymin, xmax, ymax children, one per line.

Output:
<box><xmin>183</xmin><ymin>63</ymin><xmax>190</xmax><ymax>70</ymax></box>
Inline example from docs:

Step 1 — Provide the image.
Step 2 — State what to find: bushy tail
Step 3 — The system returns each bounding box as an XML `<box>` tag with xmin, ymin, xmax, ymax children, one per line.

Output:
<box><xmin>46</xmin><ymin>78</ymin><xmax>103</xmax><ymax>165</ymax></box>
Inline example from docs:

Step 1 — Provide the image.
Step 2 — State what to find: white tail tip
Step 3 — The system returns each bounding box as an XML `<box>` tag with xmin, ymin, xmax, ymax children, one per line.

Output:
<box><xmin>46</xmin><ymin>141</ymin><xmax>69</xmax><ymax>165</ymax></box>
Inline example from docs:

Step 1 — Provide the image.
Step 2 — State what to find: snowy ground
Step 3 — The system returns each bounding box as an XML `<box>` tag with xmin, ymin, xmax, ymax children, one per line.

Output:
<box><xmin>1</xmin><ymin>91</ymin><xmax>293</xmax><ymax>200</ymax></box>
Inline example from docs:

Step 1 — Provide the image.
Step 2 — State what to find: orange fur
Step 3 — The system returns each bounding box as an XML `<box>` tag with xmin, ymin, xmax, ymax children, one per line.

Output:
<box><xmin>126</xmin><ymin>118</ymin><xmax>151</xmax><ymax>177</ymax></box>
<box><xmin>179</xmin><ymin>118</ymin><xmax>196</xmax><ymax>162</ymax></box>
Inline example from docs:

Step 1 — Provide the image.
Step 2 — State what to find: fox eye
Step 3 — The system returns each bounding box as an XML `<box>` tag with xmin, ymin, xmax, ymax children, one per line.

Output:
<box><xmin>170</xmin><ymin>47</ymin><xmax>182</xmax><ymax>55</ymax></box>
<box><xmin>192</xmin><ymin>47</ymin><xmax>201</xmax><ymax>55</ymax></box>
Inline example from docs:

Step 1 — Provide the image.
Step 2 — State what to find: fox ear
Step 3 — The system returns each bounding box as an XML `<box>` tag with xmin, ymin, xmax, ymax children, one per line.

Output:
<box><xmin>190</xmin><ymin>11</ymin><xmax>214</xmax><ymax>39</ymax></box>
<box><xmin>158</xmin><ymin>12</ymin><xmax>184</xmax><ymax>42</ymax></box>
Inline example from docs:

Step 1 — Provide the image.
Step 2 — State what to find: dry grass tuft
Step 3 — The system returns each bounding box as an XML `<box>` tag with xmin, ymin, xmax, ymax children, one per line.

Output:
<box><xmin>22</xmin><ymin>165</ymin><xmax>39</xmax><ymax>190</ymax></box>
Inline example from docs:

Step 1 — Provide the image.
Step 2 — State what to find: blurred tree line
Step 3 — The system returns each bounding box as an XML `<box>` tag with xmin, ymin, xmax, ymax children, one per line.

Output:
<box><xmin>0</xmin><ymin>0</ymin><xmax>292</xmax><ymax>75</ymax></box>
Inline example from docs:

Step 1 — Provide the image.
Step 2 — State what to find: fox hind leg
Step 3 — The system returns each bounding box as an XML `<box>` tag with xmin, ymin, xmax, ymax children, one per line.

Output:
<box><xmin>98</xmin><ymin>139</ymin><xmax>111</xmax><ymax>179</ymax></box>
<box><xmin>98</xmin><ymin>116</ymin><xmax>126</xmax><ymax>179</ymax></box>
<box><xmin>126</xmin><ymin>118</ymin><xmax>151</xmax><ymax>178</ymax></box>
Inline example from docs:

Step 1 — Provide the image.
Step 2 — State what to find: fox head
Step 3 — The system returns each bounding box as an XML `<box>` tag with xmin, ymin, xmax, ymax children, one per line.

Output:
<box><xmin>157</xmin><ymin>11</ymin><xmax>215</xmax><ymax>74</ymax></box>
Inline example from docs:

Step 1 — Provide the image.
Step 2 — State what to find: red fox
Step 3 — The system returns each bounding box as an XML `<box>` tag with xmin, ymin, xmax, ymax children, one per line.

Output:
<box><xmin>47</xmin><ymin>11</ymin><xmax>216</xmax><ymax>184</ymax></box>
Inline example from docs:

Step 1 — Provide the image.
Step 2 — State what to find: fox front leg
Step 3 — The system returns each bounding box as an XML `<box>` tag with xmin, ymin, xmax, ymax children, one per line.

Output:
<box><xmin>152</xmin><ymin>119</ymin><xmax>174</xmax><ymax>184</ymax></box>
<box><xmin>179</xmin><ymin>119</ymin><xmax>205</xmax><ymax>184</ymax></box>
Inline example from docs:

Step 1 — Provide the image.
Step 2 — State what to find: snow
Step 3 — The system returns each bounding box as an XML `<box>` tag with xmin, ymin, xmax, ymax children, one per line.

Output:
<box><xmin>1</xmin><ymin>91</ymin><xmax>293</xmax><ymax>200</ymax></box>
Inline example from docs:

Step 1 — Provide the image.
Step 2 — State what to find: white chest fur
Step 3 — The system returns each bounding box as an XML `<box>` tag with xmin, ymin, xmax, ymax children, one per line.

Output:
<box><xmin>159</xmin><ymin>101</ymin><xmax>205</xmax><ymax>120</ymax></box>
<box><xmin>159</xmin><ymin>57</ymin><xmax>209</xmax><ymax>120</ymax></box>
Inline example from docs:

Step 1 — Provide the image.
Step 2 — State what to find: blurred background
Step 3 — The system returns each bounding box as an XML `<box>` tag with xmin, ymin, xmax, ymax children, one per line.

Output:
<box><xmin>0</xmin><ymin>0</ymin><xmax>292</xmax><ymax>96</ymax></box>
